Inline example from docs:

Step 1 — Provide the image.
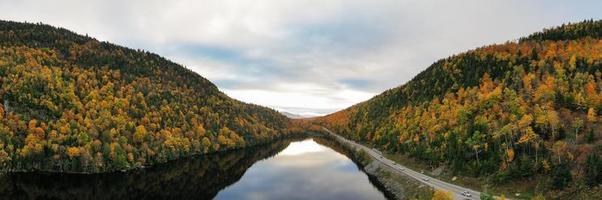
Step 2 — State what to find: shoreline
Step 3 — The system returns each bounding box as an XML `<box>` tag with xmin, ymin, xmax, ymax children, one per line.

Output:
<box><xmin>316</xmin><ymin>130</ymin><xmax>435</xmax><ymax>200</ymax></box>
<box><xmin>0</xmin><ymin>132</ymin><xmax>311</xmax><ymax>175</ymax></box>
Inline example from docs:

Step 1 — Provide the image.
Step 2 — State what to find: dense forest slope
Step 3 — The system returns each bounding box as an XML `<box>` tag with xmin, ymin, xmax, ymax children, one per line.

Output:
<box><xmin>318</xmin><ymin>20</ymin><xmax>602</xmax><ymax>196</ymax></box>
<box><xmin>0</xmin><ymin>20</ymin><xmax>291</xmax><ymax>173</ymax></box>
<box><xmin>0</xmin><ymin>138</ymin><xmax>293</xmax><ymax>200</ymax></box>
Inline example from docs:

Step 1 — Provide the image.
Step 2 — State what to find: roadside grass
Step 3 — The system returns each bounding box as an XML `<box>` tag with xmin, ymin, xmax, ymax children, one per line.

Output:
<box><xmin>376</xmin><ymin>161</ymin><xmax>434</xmax><ymax>200</ymax></box>
<box><xmin>572</xmin><ymin>186</ymin><xmax>602</xmax><ymax>200</ymax></box>
<box><xmin>382</xmin><ymin>152</ymin><xmax>537</xmax><ymax>199</ymax></box>
<box><xmin>330</xmin><ymin>131</ymin><xmax>600</xmax><ymax>199</ymax></box>
<box><xmin>326</xmin><ymin>136</ymin><xmax>435</xmax><ymax>199</ymax></box>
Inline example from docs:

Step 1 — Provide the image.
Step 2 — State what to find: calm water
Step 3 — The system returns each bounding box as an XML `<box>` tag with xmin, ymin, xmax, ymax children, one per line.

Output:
<box><xmin>0</xmin><ymin>137</ymin><xmax>388</xmax><ymax>200</ymax></box>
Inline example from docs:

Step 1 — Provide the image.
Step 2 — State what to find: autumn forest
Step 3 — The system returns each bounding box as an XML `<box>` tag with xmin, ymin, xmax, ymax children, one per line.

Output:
<box><xmin>0</xmin><ymin>21</ymin><xmax>293</xmax><ymax>173</ymax></box>
<box><xmin>318</xmin><ymin>20</ymin><xmax>602</xmax><ymax>197</ymax></box>
<box><xmin>0</xmin><ymin>19</ymin><xmax>602</xmax><ymax>199</ymax></box>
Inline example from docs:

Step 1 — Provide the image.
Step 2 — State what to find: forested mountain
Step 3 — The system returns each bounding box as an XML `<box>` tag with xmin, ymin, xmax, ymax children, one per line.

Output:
<box><xmin>318</xmin><ymin>20</ymin><xmax>602</xmax><ymax>195</ymax></box>
<box><xmin>0</xmin><ymin>20</ymin><xmax>291</xmax><ymax>173</ymax></box>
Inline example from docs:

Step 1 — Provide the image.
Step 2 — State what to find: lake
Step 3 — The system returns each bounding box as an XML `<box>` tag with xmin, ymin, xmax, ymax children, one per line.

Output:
<box><xmin>0</xmin><ymin>137</ymin><xmax>389</xmax><ymax>200</ymax></box>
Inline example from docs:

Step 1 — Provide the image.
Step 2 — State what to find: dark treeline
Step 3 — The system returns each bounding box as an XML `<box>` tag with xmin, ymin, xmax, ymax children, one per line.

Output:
<box><xmin>0</xmin><ymin>138</ymin><xmax>295</xmax><ymax>200</ymax></box>
<box><xmin>318</xmin><ymin>20</ymin><xmax>602</xmax><ymax>197</ymax></box>
<box><xmin>0</xmin><ymin>20</ymin><xmax>294</xmax><ymax>173</ymax></box>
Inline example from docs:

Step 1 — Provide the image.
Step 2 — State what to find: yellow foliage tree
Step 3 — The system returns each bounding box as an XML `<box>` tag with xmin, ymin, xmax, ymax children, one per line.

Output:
<box><xmin>507</xmin><ymin>148</ymin><xmax>515</xmax><ymax>162</ymax></box>
<box><xmin>432</xmin><ymin>190</ymin><xmax>453</xmax><ymax>200</ymax></box>
<box><xmin>133</xmin><ymin>125</ymin><xmax>147</xmax><ymax>144</ymax></box>
<box><xmin>587</xmin><ymin>107</ymin><xmax>597</xmax><ymax>122</ymax></box>
<box><xmin>195</xmin><ymin>124</ymin><xmax>206</xmax><ymax>137</ymax></box>
<box><xmin>67</xmin><ymin>147</ymin><xmax>81</xmax><ymax>158</ymax></box>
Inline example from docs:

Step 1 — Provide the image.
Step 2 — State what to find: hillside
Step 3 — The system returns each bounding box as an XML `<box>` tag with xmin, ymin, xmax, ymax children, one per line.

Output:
<box><xmin>318</xmin><ymin>20</ymin><xmax>602</xmax><ymax>197</ymax></box>
<box><xmin>0</xmin><ymin>20</ymin><xmax>291</xmax><ymax>173</ymax></box>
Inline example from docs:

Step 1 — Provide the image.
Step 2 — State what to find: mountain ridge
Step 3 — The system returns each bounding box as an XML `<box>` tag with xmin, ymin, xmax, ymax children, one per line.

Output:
<box><xmin>0</xmin><ymin>20</ymin><xmax>291</xmax><ymax>173</ymax></box>
<box><xmin>317</xmin><ymin>19</ymin><xmax>602</xmax><ymax>198</ymax></box>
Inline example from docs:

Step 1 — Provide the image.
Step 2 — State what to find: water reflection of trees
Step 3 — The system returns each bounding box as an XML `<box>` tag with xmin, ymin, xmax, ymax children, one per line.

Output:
<box><xmin>313</xmin><ymin>136</ymin><xmax>396</xmax><ymax>200</ymax></box>
<box><xmin>0</xmin><ymin>138</ymin><xmax>298</xmax><ymax>200</ymax></box>
<box><xmin>313</xmin><ymin>136</ymin><xmax>363</xmax><ymax>163</ymax></box>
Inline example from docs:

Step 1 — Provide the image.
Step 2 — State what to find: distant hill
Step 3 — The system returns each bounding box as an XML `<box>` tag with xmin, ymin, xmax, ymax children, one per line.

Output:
<box><xmin>281</xmin><ymin>111</ymin><xmax>312</xmax><ymax>119</ymax></box>
<box><xmin>318</xmin><ymin>20</ymin><xmax>602</xmax><ymax>197</ymax></box>
<box><xmin>0</xmin><ymin>20</ymin><xmax>291</xmax><ymax>173</ymax></box>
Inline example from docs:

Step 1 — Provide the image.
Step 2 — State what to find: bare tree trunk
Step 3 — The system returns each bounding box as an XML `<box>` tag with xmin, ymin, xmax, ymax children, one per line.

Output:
<box><xmin>475</xmin><ymin>149</ymin><xmax>480</xmax><ymax>165</ymax></box>
<box><xmin>535</xmin><ymin>144</ymin><xmax>538</xmax><ymax>163</ymax></box>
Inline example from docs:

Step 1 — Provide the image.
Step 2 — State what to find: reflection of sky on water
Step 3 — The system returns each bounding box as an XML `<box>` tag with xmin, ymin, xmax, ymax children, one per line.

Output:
<box><xmin>214</xmin><ymin>139</ymin><xmax>386</xmax><ymax>200</ymax></box>
<box><xmin>278</xmin><ymin>140</ymin><xmax>325</xmax><ymax>156</ymax></box>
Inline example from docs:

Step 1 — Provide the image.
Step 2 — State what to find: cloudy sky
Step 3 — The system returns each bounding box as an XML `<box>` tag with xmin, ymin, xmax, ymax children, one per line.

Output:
<box><xmin>1</xmin><ymin>0</ymin><xmax>601</xmax><ymax>116</ymax></box>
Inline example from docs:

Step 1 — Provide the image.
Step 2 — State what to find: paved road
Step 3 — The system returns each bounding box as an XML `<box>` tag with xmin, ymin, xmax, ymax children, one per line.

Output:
<box><xmin>322</xmin><ymin>127</ymin><xmax>481</xmax><ymax>200</ymax></box>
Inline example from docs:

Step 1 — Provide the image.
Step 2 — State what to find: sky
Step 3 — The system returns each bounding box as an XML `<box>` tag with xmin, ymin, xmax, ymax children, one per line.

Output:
<box><xmin>1</xmin><ymin>0</ymin><xmax>601</xmax><ymax>116</ymax></box>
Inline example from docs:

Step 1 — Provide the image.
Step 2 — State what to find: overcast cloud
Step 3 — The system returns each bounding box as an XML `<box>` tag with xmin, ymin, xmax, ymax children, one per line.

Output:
<box><xmin>1</xmin><ymin>0</ymin><xmax>600</xmax><ymax>116</ymax></box>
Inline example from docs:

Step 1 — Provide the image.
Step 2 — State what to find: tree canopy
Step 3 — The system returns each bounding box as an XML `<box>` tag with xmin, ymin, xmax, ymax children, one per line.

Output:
<box><xmin>0</xmin><ymin>20</ymin><xmax>292</xmax><ymax>173</ymax></box>
<box><xmin>317</xmin><ymin>20</ymin><xmax>602</xmax><ymax>197</ymax></box>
